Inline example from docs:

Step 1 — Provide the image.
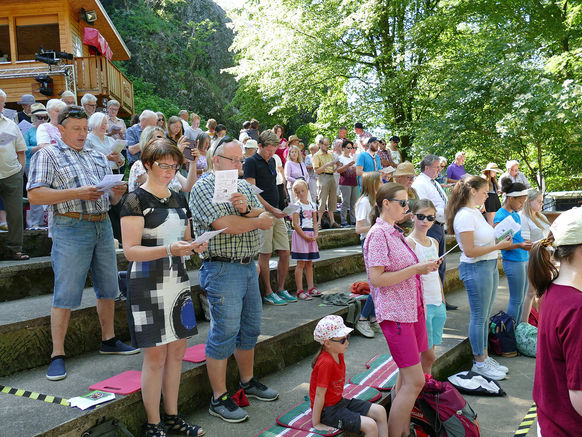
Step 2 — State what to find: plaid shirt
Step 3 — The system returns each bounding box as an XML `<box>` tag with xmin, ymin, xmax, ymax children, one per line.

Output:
<box><xmin>189</xmin><ymin>173</ymin><xmax>262</xmax><ymax>259</ymax></box>
<box><xmin>27</xmin><ymin>138</ymin><xmax>113</xmax><ymax>214</ymax></box>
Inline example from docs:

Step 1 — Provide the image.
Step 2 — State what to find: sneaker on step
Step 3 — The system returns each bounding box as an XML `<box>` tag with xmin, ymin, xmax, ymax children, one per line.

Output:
<box><xmin>100</xmin><ymin>339</ymin><xmax>140</xmax><ymax>355</ymax></box>
<box><xmin>485</xmin><ymin>356</ymin><xmax>509</xmax><ymax>374</ymax></box>
<box><xmin>277</xmin><ymin>289</ymin><xmax>298</xmax><ymax>303</ymax></box>
<box><xmin>240</xmin><ymin>377</ymin><xmax>279</xmax><ymax>401</ymax></box>
<box><xmin>209</xmin><ymin>393</ymin><xmax>248</xmax><ymax>423</ymax></box>
<box><xmin>46</xmin><ymin>356</ymin><xmax>66</xmax><ymax>381</ymax></box>
<box><xmin>263</xmin><ymin>293</ymin><xmax>287</xmax><ymax>306</ymax></box>
<box><xmin>471</xmin><ymin>361</ymin><xmax>506</xmax><ymax>381</ymax></box>
<box><xmin>355</xmin><ymin>320</ymin><xmax>375</xmax><ymax>338</ymax></box>
<box><xmin>369</xmin><ymin>320</ymin><xmax>382</xmax><ymax>334</ymax></box>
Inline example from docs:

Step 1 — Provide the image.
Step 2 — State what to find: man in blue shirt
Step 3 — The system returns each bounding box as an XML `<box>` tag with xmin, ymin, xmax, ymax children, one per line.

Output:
<box><xmin>125</xmin><ymin>110</ymin><xmax>157</xmax><ymax>169</ymax></box>
<box><xmin>356</xmin><ymin>136</ymin><xmax>382</xmax><ymax>186</ymax></box>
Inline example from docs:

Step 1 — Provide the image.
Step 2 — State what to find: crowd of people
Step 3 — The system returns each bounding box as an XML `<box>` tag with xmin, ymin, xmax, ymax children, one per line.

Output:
<box><xmin>1</xmin><ymin>88</ymin><xmax>581</xmax><ymax>436</ymax></box>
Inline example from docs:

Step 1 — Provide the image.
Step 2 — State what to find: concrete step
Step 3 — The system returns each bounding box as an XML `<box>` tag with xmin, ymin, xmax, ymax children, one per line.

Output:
<box><xmin>0</xmin><ymin>228</ymin><xmax>52</xmax><ymax>259</ymax></box>
<box><xmin>0</xmin><ymin>227</ymin><xmax>361</xmax><ymax>302</ymax></box>
<box><xmin>0</xmin><ymin>245</ymin><xmax>364</xmax><ymax>377</ymax></box>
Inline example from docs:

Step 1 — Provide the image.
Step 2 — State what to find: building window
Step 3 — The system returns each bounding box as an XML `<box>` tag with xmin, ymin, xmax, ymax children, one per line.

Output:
<box><xmin>16</xmin><ymin>15</ymin><xmax>60</xmax><ymax>61</ymax></box>
<box><xmin>0</xmin><ymin>18</ymin><xmax>9</xmax><ymax>62</ymax></box>
<box><xmin>73</xmin><ymin>33</ymin><xmax>83</xmax><ymax>57</ymax></box>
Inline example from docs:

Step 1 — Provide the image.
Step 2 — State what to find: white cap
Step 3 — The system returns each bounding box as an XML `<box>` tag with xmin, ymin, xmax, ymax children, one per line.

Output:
<box><xmin>313</xmin><ymin>315</ymin><xmax>353</xmax><ymax>344</ymax></box>
<box><xmin>551</xmin><ymin>207</ymin><xmax>582</xmax><ymax>247</ymax></box>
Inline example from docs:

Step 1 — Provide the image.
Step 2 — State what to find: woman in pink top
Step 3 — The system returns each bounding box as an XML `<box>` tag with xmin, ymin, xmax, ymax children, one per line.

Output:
<box><xmin>284</xmin><ymin>146</ymin><xmax>309</xmax><ymax>203</ymax></box>
<box><xmin>363</xmin><ymin>182</ymin><xmax>441</xmax><ymax>437</ymax></box>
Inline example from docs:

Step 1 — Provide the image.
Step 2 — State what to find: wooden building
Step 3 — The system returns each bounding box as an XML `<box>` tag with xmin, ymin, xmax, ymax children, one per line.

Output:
<box><xmin>0</xmin><ymin>0</ymin><xmax>134</xmax><ymax>116</ymax></box>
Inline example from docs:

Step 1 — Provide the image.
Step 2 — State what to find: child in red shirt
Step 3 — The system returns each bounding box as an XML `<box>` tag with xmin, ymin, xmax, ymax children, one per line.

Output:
<box><xmin>310</xmin><ymin>315</ymin><xmax>388</xmax><ymax>436</ymax></box>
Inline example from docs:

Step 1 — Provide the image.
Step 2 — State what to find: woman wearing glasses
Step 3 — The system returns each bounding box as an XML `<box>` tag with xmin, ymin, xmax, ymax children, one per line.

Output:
<box><xmin>445</xmin><ymin>176</ymin><xmax>513</xmax><ymax>381</ymax></box>
<box><xmin>337</xmin><ymin>139</ymin><xmax>358</xmax><ymax>226</ymax></box>
<box><xmin>156</xmin><ymin>112</ymin><xmax>167</xmax><ymax>132</ymax></box>
<box><xmin>363</xmin><ymin>182</ymin><xmax>440</xmax><ymax>437</ymax></box>
<box><xmin>121</xmin><ymin>139</ymin><xmax>207</xmax><ymax>437</ymax></box>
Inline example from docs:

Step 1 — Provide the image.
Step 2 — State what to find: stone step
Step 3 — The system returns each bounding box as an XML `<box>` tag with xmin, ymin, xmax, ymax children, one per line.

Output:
<box><xmin>0</xmin><ymin>246</ymin><xmax>364</xmax><ymax>377</ymax></box>
<box><xmin>0</xmin><ymin>227</ymin><xmax>361</xmax><ymax>302</ymax></box>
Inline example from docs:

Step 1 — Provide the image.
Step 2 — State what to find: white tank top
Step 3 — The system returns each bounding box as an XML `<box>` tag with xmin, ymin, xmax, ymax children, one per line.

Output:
<box><xmin>410</xmin><ymin>236</ymin><xmax>443</xmax><ymax>306</ymax></box>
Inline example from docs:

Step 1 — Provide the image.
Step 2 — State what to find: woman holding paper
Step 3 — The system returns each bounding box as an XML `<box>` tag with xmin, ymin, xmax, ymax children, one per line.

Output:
<box><xmin>85</xmin><ymin>113</ymin><xmax>124</xmax><ymax>172</ymax></box>
<box><xmin>337</xmin><ymin>139</ymin><xmax>358</xmax><ymax>226</ymax></box>
<box><xmin>446</xmin><ymin>176</ymin><xmax>512</xmax><ymax>381</ymax></box>
<box><xmin>121</xmin><ymin>138</ymin><xmax>207</xmax><ymax>437</ymax></box>
<box><xmin>493</xmin><ymin>179</ymin><xmax>532</xmax><ymax>324</ymax></box>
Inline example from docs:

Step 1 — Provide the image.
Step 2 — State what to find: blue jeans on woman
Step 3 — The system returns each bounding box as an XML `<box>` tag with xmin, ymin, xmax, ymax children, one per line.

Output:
<box><xmin>502</xmin><ymin>259</ymin><xmax>528</xmax><ymax>323</ymax></box>
<box><xmin>459</xmin><ymin>259</ymin><xmax>499</xmax><ymax>357</ymax></box>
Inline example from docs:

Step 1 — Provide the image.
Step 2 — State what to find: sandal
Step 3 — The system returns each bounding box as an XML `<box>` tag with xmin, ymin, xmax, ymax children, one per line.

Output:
<box><xmin>308</xmin><ymin>287</ymin><xmax>322</xmax><ymax>297</ymax></box>
<box><xmin>144</xmin><ymin>422</ymin><xmax>167</xmax><ymax>437</ymax></box>
<box><xmin>10</xmin><ymin>251</ymin><xmax>29</xmax><ymax>261</ymax></box>
<box><xmin>162</xmin><ymin>414</ymin><xmax>205</xmax><ymax>436</ymax></box>
<box><xmin>297</xmin><ymin>290</ymin><xmax>312</xmax><ymax>300</ymax></box>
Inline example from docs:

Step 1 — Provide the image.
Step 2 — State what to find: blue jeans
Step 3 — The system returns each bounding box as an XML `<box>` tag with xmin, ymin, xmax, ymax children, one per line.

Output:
<box><xmin>199</xmin><ymin>260</ymin><xmax>262</xmax><ymax>360</ymax></box>
<box><xmin>51</xmin><ymin>215</ymin><xmax>119</xmax><ymax>309</ymax></box>
<box><xmin>502</xmin><ymin>259</ymin><xmax>528</xmax><ymax>323</ymax></box>
<box><xmin>459</xmin><ymin>259</ymin><xmax>499</xmax><ymax>357</ymax></box>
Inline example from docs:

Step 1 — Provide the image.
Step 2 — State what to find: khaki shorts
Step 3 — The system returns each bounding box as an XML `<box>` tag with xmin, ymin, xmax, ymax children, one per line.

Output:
<box><xmin>259</xmin><ymin>216</ymin><xmax>290</xmax><ymax>254</ymax></box>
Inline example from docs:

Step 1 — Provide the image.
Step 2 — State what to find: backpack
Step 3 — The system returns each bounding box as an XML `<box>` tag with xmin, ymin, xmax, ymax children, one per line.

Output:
<box><xmin>515</xmin><ymin>322</ymin><xmax>537</xmax><ymax>357</ymax></box>
<box><xmin>81</xmin><ymin>419</ymin><xmax>134</xmax><ymax>437</ymax></box>
<box><xmin>410</xmin><ymin>376</ymin><xmax>481</xmax><ymax>437</ymax></box>
<box><xmin>488</xmin><ymin>311</ymin><xmax>517</xmax><ymax>357</ymax></box>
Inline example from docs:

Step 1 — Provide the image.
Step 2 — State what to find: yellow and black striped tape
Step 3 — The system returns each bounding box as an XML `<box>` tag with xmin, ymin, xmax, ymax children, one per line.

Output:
<box><xmin>514</xmin><ymin>403</ymin><xmax>537</xmax><ymax>436</ymax></box>
<box><xmin>0</xmin><ymin>384</ymin><xmax>69</xmax><ymax>407</ymax></box>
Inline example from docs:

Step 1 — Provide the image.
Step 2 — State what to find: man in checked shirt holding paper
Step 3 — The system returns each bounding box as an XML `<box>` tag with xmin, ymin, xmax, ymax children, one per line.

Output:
<box><xmin>27</xmin><ymin>106</ymin><xmax>137</xmax><ymax>382</ymax></box>
<box><xmin>189</xmin><ymin>137</ymin><xmax>279</xmax><ymax>424</ymax></box>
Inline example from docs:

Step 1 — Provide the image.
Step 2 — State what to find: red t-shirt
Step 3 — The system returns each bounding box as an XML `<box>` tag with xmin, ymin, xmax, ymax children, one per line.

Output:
<box><xmin>309</xmin><ymin>350</ymin><xmax>345</xmax><ymax>408</ymax></box>
<box><xmin>533</xmin><ymin>284</ymin><xmax>582</xmax><ymax>436</ymax></box>
<box><xmin>275</xmin><ymin>147</ymin><xmax>288</xmax><ymax>167</ymax></box>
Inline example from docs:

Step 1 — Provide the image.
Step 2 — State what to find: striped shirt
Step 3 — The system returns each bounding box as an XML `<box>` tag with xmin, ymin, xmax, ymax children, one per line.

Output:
<box><xmin>27</xmin><ymin>138</ymin><xmax>113</xmax><ymax>214</ymax></box>
<box><xmin>189</xmin><ymin>173</ymin><xmax>261</xmax><ymax>259</ymax></box>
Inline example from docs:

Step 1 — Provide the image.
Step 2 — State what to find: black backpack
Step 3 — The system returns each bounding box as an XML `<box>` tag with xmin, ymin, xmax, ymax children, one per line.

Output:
<box><xmin>488</xmin><ymin>311</ymin><xmax>518</xmax><ymax>357</ymax></box>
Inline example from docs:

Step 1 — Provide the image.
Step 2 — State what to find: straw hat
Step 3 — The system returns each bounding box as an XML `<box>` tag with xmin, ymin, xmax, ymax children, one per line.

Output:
<box><xmin>288</xmin><ymin>135</ymin><xmax>300</xmax><ymax>144</ymax></box>
<box><xmin>30</xmin><ymin>103</ymin><xmax>48</xmax><ymax>116</ymax></box>
<box><xmin>393</xmin><ymin>161</ymin><xmax>415</xmax><ymax>177</ymax></box>
<box><xmin>481</xmin><ymin>163</ymin><xmax>501</xmax><ymax>173</ymax></box>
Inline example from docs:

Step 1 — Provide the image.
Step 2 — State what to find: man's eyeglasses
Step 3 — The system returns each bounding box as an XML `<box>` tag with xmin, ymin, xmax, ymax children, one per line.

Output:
<box><xmin>329</xmin><ymin>334</ymin><xmax>350</xmax><ymax>344</ymax></box>
<box><xmin>60</xmin><ymin>108</ymin><xmax>88</xmax><ymax>124</ymax></box>
<box><xmin>415</xmin><ymin>213</ymin><xmax>436</xmax><ymax>222</ymax></box>
<box><xmin>217</xmin><ymin>154</ymin><xmax>245</xmax><ymax>165</ymax></box>
<box><xmin>154</xmin><ymin>161</ymin><xmax>180</xmax><ymax>171</ymax></box>
<box><xmin>388</xmin><ymin>199</ymin><xmax>408</xmax><ymax>208</ymax></box>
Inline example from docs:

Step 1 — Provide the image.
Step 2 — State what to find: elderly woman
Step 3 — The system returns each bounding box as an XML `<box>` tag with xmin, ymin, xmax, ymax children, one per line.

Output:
<box><xmin>36</xmin><ymin>99</ymin><xmax>65</xmax><ymax>147</ymax></box>
<box><xmin>86</xmin><ymin>112</ymin><xmax>125</xmax><ymax>172</ymax></box>
<box><xmin>393</xmin><ymin>162</ymin><xmax>418</xmax><ymax>234</ymax></box>
<box><xmin>60</xmin><ymin>90</ymin><xmax>76</xmax><ymax>106</ymax></box>
<box><xmin>499</xmin><ymin>160</ymin><xmax>530</xmax><ymax>188</ymax></box>
<box><xmin>284</xmin><ymin>145</ymin><xmax>309</xmax><ymax>203</ymax></box>
<box><xmin>106</xmin><ymin>100</ymin><xmax>126</xmax><ymax>140</ymax></box>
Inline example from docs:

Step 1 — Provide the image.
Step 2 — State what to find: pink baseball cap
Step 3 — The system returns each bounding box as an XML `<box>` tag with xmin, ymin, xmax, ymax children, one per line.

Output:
<box><xmin>313</xmin><ymin>315</ymin><xmax>353</xmax><ymax>344</ymax></box>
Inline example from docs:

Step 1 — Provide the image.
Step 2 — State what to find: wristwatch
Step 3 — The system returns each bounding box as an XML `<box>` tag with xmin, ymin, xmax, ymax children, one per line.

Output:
<box><xmin>240</xmin><ymin>205</ymin><xmax>252</xmax><ymax>216</ymax></box>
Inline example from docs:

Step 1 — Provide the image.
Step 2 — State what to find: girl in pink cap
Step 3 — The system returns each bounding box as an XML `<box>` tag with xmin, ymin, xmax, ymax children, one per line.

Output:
<box><xmin>310</xmin><ymin>315</ymin><xmax>388</xmax><ymax>436</ymax></box>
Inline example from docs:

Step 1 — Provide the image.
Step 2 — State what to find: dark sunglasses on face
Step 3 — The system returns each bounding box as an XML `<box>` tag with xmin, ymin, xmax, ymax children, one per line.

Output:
<box><xmin>388</xmin><ymin>199</ymin><xmax>408</xmax><ymax>208</ymax></box>
<box><xmin>35</xmin><ymin>115</ymin><xmax>49</xmax><ymax>120</ymax></box>
<box><xmin>415</xmin><ymin>213</ymin><xmax>436</xmax><ymax>222</ymax></box>
<box><xmin>329</xmin><ymin>334</ymin><xmax>350</xmax><ymax>344</ymax></box>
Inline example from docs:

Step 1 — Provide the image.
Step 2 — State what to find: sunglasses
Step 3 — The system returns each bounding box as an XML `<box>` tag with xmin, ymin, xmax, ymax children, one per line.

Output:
<box><xmin>154</xmin><ymin>161</ymin><xmax>180</xmax><ymax>170</ymax></box>
<box><xmin>158</xmin><ymin>118</ymin><xmax>165</xmax><ymax>122</ymax></box>
<box><xmin>388</xmin><ymin>199</ymin><xmax>408</xmax><ymax>208</ymax></box>
<box><xmin>415</xmin><ymin>213</ymin><xmax>436</xmax><ymax>221</ymax></box>
<box><xmin>35</xmin><ymin>115</ymin><xmax>49</xmax><ymax>120</ymax></box>
<box><xmin>329</xmin><ymin>334</ymin><xmax>350</xmax><ymax>344</ymax></box>
<box><xmin>60</xmin><ymin>108</ymin><xmax>88</xmax><ymax>124</ymax></box>
<box><xmin>345</xmin><ymin>147</ymin><xmax>353</xmax><ymax>149</ymax></box>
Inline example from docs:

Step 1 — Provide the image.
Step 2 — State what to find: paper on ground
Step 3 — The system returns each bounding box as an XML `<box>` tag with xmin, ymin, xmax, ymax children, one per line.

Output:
<box><xmin>111</xmin><ymin>139</ymin><xmax>127</xmax><ymax>154</ymax></box>
<box><xmin>212</xmin><ymin>169</ymin><xmax>239</xmax><ymax>203</ymax></box>
<box><xmin>96</xmin><ymin>174</ymin><xmax>124</xmax><ymax>191</ymax></box>
<box><xmin>494</xmin><ymin>215</ymin><xmax>521</xmax><ymax>242</ymax></box>
<box><xmin>282</xmin><ymin>203</ymin><xmax>301</xmax><ymax>216</ymax></box>
<box><xmin>68</xmin><ymin>390</ymin><xmax>115</xmax><ymax>410</ymax></box>
<box><xmin>193</xmin><ymin>228</ymin><xmax>227</xmax><ymax>244</ymax></box>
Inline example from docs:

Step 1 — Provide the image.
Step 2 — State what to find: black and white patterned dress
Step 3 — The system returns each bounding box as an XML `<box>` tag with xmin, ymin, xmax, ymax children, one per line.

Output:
<box><xmin>120</xmin><ymin>188</ymin><xmax>197</xmax><ymax>348</ymax></box>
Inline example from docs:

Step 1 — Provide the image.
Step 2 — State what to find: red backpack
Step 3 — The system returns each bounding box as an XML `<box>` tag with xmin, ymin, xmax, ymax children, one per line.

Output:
<box><xmin>410</xmin><ymin>375</ymin><xmax>481</xmax><ymax>437</ymax></box>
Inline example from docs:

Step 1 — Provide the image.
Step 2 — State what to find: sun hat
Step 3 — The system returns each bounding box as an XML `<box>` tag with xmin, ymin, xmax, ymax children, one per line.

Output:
<box><xmin>550</xmin><ymin>207</ymin><xmax>582</xmax><ymax>247</ymax></box>
<box><xmin>288</xmin><ymin>134</ymin><xmax>300</xmax><ymax>144</ymax></box>
<box><xmin>244</xmin><ymin>139</ymin><xmax>258</xmax><ymax>149</ymax></box>
<box><xmin>30</xmin><ymin>103</ymin><xmax>48</xmax><ymax>116</ymax></box>
<box><xmin>18</xmin><ymin>94</ymin><xmax>36</xmax><ymax>105</ymax></box>
<box><xmin>481</xmin><ymin>163</ymin><xmax>501</xmax><ymax>174</ymax></box>
<box><xmin>313</xmin><ymin>315</ymin><xmax>353</xmax><ymax>344</ymax></box>
<box><xmin>393</xmin><ymin>161</ymin><xmax>415</xmax><ymax>177</ymax></box>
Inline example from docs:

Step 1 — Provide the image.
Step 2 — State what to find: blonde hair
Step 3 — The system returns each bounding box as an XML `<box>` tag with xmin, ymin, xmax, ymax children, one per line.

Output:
<box><xmin>522</xmin><ymin>190</ymin><xmax>550</xmax><ymax>229</ymax></box>
<box><xmin>357</xmin><ymin>172</ymin><xmax>381</xmax><ymax>210</ymax></box>
<box><xmin>292</xmin><ymin>179</ymin><xmax>309</xmax><ymax>193</ymax></box>
<box><xmin>288</xmin><ymin>145</ymin><xmax>303</xmax><ymax>163</ymax></box>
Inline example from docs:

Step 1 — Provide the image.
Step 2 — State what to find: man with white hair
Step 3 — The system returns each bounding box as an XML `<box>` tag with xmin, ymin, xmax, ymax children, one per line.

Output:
<box><xmin>0</xmin><ymin>89</ymin><xmax>28</xmax><ymax>260</ymax></box>
<box><xmin>61</xmin><ymin>91</ymin><xmax>76</xmax><ymax>106</ymax></box>
<box><xmin>499</xmin><ymin>160</ymin><xmax>530</xmax><ymax>189</ymax></box>
<box><xmin>81</xmin><ymin>93</ymin><xmax>97</xmax><ymax>117</ymax></box>
<box><xmin>125</xmin><ymin>110</ymin><xmax>157</xmax><ymax>167</ymax></box>
<box><xmin>446</xmin><ymin>151</ymin><xmax>467</xmax><ymax>184</ymax></box>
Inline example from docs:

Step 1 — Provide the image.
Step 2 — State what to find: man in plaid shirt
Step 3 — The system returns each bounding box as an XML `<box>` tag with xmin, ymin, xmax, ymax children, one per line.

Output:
<box><xmin>27</xmin><ymin>106</ymin><xmax>138</xmax><ymax>382</ymax></box>
<box><xmin>190</xmin><ymin>137</ymin><xmax>279</xmax><ymax>423</ymax></box>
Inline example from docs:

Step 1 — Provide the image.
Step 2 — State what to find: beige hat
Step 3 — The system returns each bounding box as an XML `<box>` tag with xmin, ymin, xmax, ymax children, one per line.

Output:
<box><xmin>244</xmin><ymin>139</ymin><xmax>258</xmax><ymax>149</ymax></box>
<box><xmin>288</xmin><ymin>135</ymin><xmax>300</xmax><ymax>144</ymax></box>
<box><xmin>481</xmin><ymin>163</ymin><xmax>501</xmax><ymax>173</ymax></box>
<box><xmin>30</xmin><ymin>103</ymin><xmax>48</xmax><ymax>116</ymax></box>
<box><xmin>393</xmin><ymin>161</ymin><xmax>415</xmax><ymax>177</ymax></box>
<box><xmin>550</xmin><ymin>207</ymin><xmax>582</xmax><ymax>247</ymax></box>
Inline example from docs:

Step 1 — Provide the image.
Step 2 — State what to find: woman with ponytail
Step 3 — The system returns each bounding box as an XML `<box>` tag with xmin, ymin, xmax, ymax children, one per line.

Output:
<box><xmin>530</xmin><ymin>207</ymin><xmax>582</xmax><ymax>436</ymax></box>
<box><xmin>445</xmin><ymin>176</ymin><xmax>512</xmax><ymax>381</ymax></box>
<box><xmin>363</xmin><ymin>183</ymin><xmax>441</xmax><ymax>437</ymax></box>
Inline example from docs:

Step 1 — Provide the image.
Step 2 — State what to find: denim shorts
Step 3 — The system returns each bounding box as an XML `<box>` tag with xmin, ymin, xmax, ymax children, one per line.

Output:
<box><xmin>199</xmin><ymin>260</ymin><xmax>262</xmax><ymax>360</ymax></box>
<box><xmin>50</xmin><ymin>215</ymin><xmax>119</xmax><ymax>309</ymax></box>
<box><xmin>321</xmin><ymin>397</ymin><xmax>371</xmax><ymax>433</ymax></box>
<box><xmin>426</xmin><ymin>303</ymin><xmax>447</xmax><ymax>348</ymax></box>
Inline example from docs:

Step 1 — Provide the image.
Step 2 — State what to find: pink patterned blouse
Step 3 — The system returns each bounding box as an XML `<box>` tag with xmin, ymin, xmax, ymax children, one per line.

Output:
<box><xmin>363</xmin><ymin>217</ymin><xmax>424</xmax><ymax>323</ymax></box>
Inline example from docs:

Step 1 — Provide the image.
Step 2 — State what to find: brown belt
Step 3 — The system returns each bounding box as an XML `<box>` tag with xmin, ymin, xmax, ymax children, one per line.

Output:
<box><xmin>56</xmin><ymin>212</ymin><xmax>108</xmax><ymax>222</ymax></box>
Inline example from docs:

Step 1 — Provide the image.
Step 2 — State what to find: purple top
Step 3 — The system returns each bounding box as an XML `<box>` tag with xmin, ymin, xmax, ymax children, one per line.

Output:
<box><xmin>446</xmin><ymin>163</ymin><xmax>466</xmax><ymax>181</ymax></box>
<box><xmin>284</xmin><ymin>160</ymin><xmax>309</xmax><ymax>189</ymax></box>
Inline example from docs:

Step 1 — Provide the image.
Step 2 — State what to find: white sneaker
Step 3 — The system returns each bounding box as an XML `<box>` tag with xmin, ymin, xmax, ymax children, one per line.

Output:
<box><xmin>471</xmin><ymin>361</ymin><xmax>506</xmax><ymax>381</ymax></box>
<box><xmin>355</xmin><ymin>320</ymin><xmax>375</xmax><ymax>338</ymax></box>
<box><xmin>485</xmin><ymin>356</ymin><xmax>509</xmax><ymax>374</ymax></box>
